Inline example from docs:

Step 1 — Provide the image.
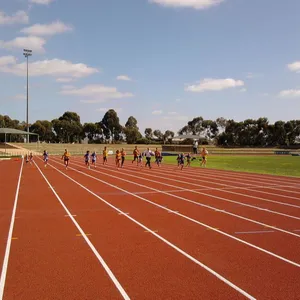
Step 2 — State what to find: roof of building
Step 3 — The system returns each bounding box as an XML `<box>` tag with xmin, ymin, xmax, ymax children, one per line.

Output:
<box><xmin>0</xmin><ymin>128</ymin><xmax>38</xmax><ymax>135</ymax></box>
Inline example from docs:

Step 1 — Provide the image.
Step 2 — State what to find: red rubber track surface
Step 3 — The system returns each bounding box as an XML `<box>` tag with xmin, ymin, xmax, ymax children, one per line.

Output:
<box><xmin>65</xmin><ymin>157</ymin><xmax>300</xmax><ymax>263</ymax></box>
<box><xmin>0</xmin><ymin>160</ymin><xmax>21</xmax><ymax>275</ymax></box>
<box><xmin>2</xmin><ymin>161</ymin><xmax>123</xmax><ymax>299</ymax></box>
<box><xmin>1</xmin><ymin>156</ymin><xmax>300</xmax><ymax>299</ymax></box>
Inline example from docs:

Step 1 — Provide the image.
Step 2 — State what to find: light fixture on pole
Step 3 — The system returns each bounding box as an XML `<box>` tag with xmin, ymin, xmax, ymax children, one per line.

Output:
<box><xmin>23</xmin><ymin>49</ymin><xmax>32</xmax><ymax>143</ymax></box>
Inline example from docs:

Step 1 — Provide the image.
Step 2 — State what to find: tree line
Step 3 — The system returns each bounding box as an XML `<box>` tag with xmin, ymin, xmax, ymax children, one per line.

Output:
<box><xmin>0</xmin><ymin>110</ymin><xmax>174</xmax><ymax>145</ymax></box>
<box><xmin>1</xmin><ymin>111</ymin><xmax>300</xmax><ymax>147</ymax></box>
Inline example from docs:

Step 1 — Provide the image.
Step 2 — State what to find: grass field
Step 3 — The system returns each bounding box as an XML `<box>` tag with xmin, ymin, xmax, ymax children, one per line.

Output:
<box><xmin>160</xmin><ymin>155</ymin><xmax>300</xmax><ymax>177</ymax></box>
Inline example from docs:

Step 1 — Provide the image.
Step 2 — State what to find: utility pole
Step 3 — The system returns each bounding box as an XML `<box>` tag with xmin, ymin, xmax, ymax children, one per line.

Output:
<box><xmin>23</xmin><ymin>49</ymin><xmax>32</xmax><ymax>143</ymax></box>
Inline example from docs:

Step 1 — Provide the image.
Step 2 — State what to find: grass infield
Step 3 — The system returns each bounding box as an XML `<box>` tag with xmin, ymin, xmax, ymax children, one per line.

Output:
<box><xmin>158</xmin><ymin>155</ymin><xmax>300</xmax><ymax>177</ymax></box>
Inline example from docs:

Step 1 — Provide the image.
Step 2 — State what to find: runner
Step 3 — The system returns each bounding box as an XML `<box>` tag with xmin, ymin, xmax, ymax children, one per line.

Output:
<box><xmin>178</xmin><ymin>153</ymin><xmax>185</xmax><ymax>170</ymax></box>
<box><xmin>43</xmin><ymin>150</ymin><xmax>49</xmax><ymax>167</ymax></box>
<box><xmin>132</xmin><ymin>146</ymin><xmax>139</xmax><ymax>165</ymax></box>
<box><xmin>91</xmin><ymin>151</ymin><xmax>97</xmax><ymax>168</ymax></box>
<box><xmin>29</xmin><ymin>152</ymin><xmax>33</xmax><ymax>165</ymax></box>
<box><xmin>121</xmin><ymin>148</ymin><xmax>126</xmax><ymax>168</ymax></box>
<box><xmin>84</xmin><ymin>150</ymin><xmax>90</xmax><ymax>169</ymax></box>
<box><xmin>154</xmin><ymin>147</ymin><xmax>162</xmax><ymax>167</ymax></box>
<box><xmin>103</xmin><ymin>147</ymin><xmax>108</xmax><ymax>165</ymax></box>
<box><xmin>185</xmin><ymin>152</ymin><xmax>191</xmax><ymax>167</ymax></box>
<box><xmin>115</xmin><ymin>150</ymin><xmax>122</xmax><ymax>168</ymax></box>
<box><xmin>25</xmin><ymin>153</ymin><xmax>29</xmax><ymax>164</ymax></box>
<box><xmin>200</xmin><ymin>147</ymin><xmax>208</xmax><ymax>167</ymax></box>
<box><xmin>137</xmin><ymin>152</ymin><xmax>143</xmax><ymax>167</ymax></box>
<box><xmin>144</xmin><ymin>148</ymin><xmax>154</xmax><ymax>169</ymax></box>
<box><xmin>62</xmin><ymin>149</ymin><xmax>70</xmax><ymax>169</ymax></box>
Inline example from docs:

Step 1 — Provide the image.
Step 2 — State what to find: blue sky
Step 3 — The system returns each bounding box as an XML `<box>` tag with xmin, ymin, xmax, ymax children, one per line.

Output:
<box><xmin>1</xmin><ymin>0</ymin><xmax>300</xmax><ymax>134</ymax></box>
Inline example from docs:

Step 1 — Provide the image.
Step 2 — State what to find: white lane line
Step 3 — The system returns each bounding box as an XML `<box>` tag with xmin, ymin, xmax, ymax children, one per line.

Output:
<box><xmin>101</xmin><ymin>160</ymin><xmax>300</xmax><ymax>207</ymax></box>
<box><xmin>104</xmin><ymin>160</ymin><xmax>300</xmax><ymax>201</ymax></box>
<box><xmin>151</xmin><ymin>160</ymin><xmax>300</xmax><ymax>184</ymax></box>
<box><xmin>64</xmin><ymin>158</ymin><xmax>300</xmax><ymax>239</ymax></box>
<box><xmin>33</xmin><ymin>161</ymin><xmax>130</xmax><ymax>300</ymax></box>
<box><xmin>48</xmin><ymin>159</ymin><xmax>300</xmax><ymax>269</ymax></box>
<box><xmin>73</xmin><ymin>158</ymin><xmax>300</xmax><ymax>217</ymax></box>
<box><xmin>44</xmin><ymin>161</ymin><xmax>256</xmax><ymax>300</ymax></box>
<box><xmin>99</xmin><ymin>160</ymin><xmax>300</xmax><ymax>187</ymax></box>
<box><xmin>235</xmin><ymin>231</ymin><xmax>275</xmax><ymax>235</ymax></box>
<box><xmin>0</xmin><ymin>159</ymin><xmax>24</xmax><ymax>300</ymax></box>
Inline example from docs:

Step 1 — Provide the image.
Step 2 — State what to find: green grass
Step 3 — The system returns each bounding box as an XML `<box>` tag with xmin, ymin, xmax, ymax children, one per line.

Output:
<box><xmin>161</xmin><ymin>155</ymin><xmax>300</xmax><ymax>177</ymax></box>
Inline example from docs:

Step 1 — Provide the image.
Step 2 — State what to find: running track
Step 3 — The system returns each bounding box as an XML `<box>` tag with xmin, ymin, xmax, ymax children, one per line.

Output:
<box><xmin>1</xmin><ymin>156</ymin><xmax>300</xmax><ymax>299</ymax></box>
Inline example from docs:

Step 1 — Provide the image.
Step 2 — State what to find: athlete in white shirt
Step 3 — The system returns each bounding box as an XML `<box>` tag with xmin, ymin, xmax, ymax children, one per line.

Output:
<box><xmin>143</xmin><ymin>148</ymin><xmax>154</xmax><ymax>169</ymax></box>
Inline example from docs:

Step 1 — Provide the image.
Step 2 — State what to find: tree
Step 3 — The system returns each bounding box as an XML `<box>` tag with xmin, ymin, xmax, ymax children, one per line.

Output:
<box><xmin>30</xmin><ymin>120</ymin><xmax>54</xmax><ymax>142</ymax></box>
<box><xmin>163</xmin><ymin>130</ymin><xmax>174</xmax><ymax>144</ymax></box>
<box><xmin>52</xmin><ymin>111</ymin><xmax>83</xmax><ymax>143</ymax></box>
<box><xmin>144</xmin><ymin>128</ymin><xmax>153</xmax><ymax>140</ymax></box>
<box><xmin>123</xmin><ymin>116</ymin><xmax>142</xmax><ymax>144</ymax></box>
<box><xmin>101</xmin><ymin>109</ymin><xmax>123</xmax><ymax>142</ymax></box>
<box><xmin>153</xmin><ymin>129</ymin><xmax>163</xmax><ymax>141</ymax></box>
<box><xmin>83</xmin><ymin>123</ymin><xmax>103</xmax><ymax>143</ymax></box>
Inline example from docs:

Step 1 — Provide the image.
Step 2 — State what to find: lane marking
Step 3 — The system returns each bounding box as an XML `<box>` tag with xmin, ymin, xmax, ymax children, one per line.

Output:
<box><xmin>235</xmin><ymin>231</ymin><xmax>275</xmax><ymax>235</ymax></box>
<box><xmin>33</xmin><ymin>161</ymin><xmax>130</xmax><ymax>300</ymax></box>
<box><xmin>96</xmin><ymin>160</ymin><xmax>300</xmax><ymax>197</ymax></box>
<box><xmin>44</xmin><ymin>161</ymin><xmax>256</xmax><ymax>300</ymax></box>
<box><xmin>144</xmin><ymin>230</ymin><xmax>158</xmax><ymax>233</ymax></box>
<box><xmin>60</xmin><ymin>158</ymin><xmax>300</xmax><ymax>239</ymax></box>
<box><xmin>120</xmin><ymin>160</ymin><xmax>300</xmax><ymax>205</ymax></box>
<box><xmin>65</xmin><ymin>214</ymin><xmax>77</xmax><ymax>217</ymax></box>
<box><xmin>72</xmin><ymin>157</ymin><xmax>300</xmax><ymax>219</ymax></box>
<box><xmin>48</xmin><ymin>159</ymin><xmax>300</xmax><ymax>269</ymax></box>
<box><xmin>0</xmin><ymin>158</ymin><xmax>24</xmax><ymax>300</ymax></box>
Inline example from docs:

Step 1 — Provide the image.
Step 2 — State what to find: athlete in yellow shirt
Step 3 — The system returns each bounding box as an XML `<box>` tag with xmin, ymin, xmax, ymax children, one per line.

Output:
<box><xmin>200</xmin><ymin>147</ymin><xmax>208</xmax><ymax>167</ymax></box>
<box><xmin>103</xmin><ymin>147</ymin><xmax>108</xmax><ymax>165</ymax></box>
<box><xmin>62</xmin><ymin>149</ymin><xmax>70</xmax><ymax>169</ymax></box>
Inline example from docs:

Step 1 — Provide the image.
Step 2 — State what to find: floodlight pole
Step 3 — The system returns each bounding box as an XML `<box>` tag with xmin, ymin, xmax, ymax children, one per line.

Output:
<box><xmin>23</xmin><ymin>49</ymin><xmax>32</xmax><ymax>143</ymax></box>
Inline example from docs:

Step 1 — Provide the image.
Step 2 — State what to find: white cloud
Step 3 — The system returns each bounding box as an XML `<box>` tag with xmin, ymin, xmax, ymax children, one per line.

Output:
<box><xmin>0</xmin><ymin>56</ymin><xmax>16</xmax><ymax>65</ymax></box>
<box><xmin>29</xmin><ymin>0</ymin><xmax>54</xmax><ymax>4</ymax></box>
<box><xmin>287</xmin><ymin>61</ymin><xmax>300</xmax><ymax>73</ymax></box>
<box><xmin>56</xmin><ymin>77</ymin><xmax>74</xmax><ymax>83</ymax></box>
<box><xmin>240</xmin><ymin>88</ymin><xmax>247</xmax><ymax>92</ymax></box>
<box><xmin>152</xmin><ymin>110</ymin><xmax>163</xmax><ymax>115</ymax></box>
<box><xmin>21</xmin><ymin>21</ymin><xmax>72</xmax><ymax>36</ymax></box>
<box><xmin>261</xmin><ymin>93</ymin><xmax>269</xmax><ymax>97</ymax></box>
<box><xmin>0</xmin><ymin>10</ymin><xmax>29</xmax><ymax>25</ymax></box>
<box><xmin>149</xmin><ymin>0</ymin><xmax>224</xmax><ymax>10</ymax></box>
<box><xmin>61</xmin><ymin>84</ymin><xmax>134</xmax><ymax>103</ymax></box>
<box><xmin>116</xmin><ymin>75</ymin><xmax>132</xmax><ymax>81</ymax></box>
<box><xmin>185</xmin><ymin>78</ymin><xmax>244</xmax><ymax>92</ymax></box>
<box><xmin>0</xmin><ymin>36</ymin><xmax>46</xmax><ymax>53</ymax></box>
<box><xmin>0</xmin><ymin>56</ymin><xmax>98</xmax><ymax>78</ymax></box>
<box><xmin>175</xmin><ymin>98</ymin><xmax>181</xmax><ymax>102</ymax></box>
<box><xmin>278</xmin><ymin>89</ymin><xmax>300</xmax><ymax>98</ymax></box>
<box><xmin>168</xmin><ymin>111</ymin><xmax>178</xmax><ymax>115</ymax></box>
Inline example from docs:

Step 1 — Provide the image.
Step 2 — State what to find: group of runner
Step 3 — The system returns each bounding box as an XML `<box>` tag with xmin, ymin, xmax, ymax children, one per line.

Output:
<box><xmin>38</xmin><ymin>145</ymin><xmax>208</xmax><ymax>170</ymax></box>
<box><xmin>176</xmin><ymin>147</ymin><xmax>208</xmax><ymax>170</ymax></box>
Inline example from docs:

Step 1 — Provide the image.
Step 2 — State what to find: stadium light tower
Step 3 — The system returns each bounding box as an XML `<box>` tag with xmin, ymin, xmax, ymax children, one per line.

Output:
<box><xmin>23</xmin><ymin>49</ymin><xmax>32</xmax><ymax>143</ymax></box>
